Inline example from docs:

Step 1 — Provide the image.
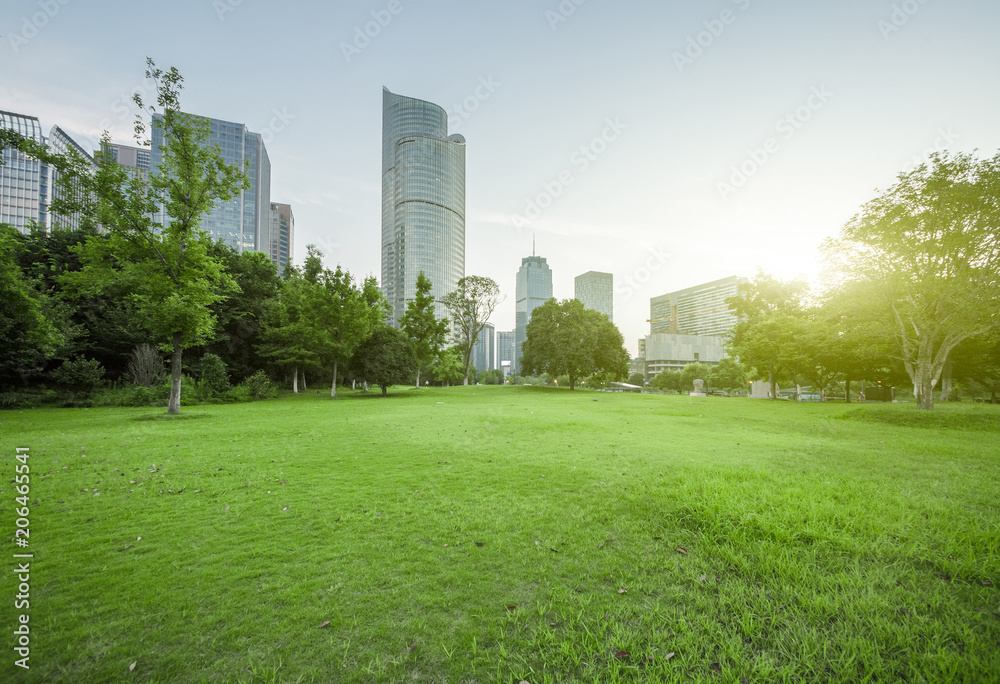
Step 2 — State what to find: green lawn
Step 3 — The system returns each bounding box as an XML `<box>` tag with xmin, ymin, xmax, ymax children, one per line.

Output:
<box><xmin>1</xmin><ymin>387</ymin><xmax>998</xmax><ymax>683</ymax></box>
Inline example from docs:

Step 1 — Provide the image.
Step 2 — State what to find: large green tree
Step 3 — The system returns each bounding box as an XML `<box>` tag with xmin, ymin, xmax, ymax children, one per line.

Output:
<box><xmin>349</xmin><ymin>326</ymin><xmax>417</xmax><ymax>396</ymax></box>
<box><xmin>439</xmin><ymin>275</ymin><xmax>502</xmax><ymax>385</ymax></box>
<box><xmin>52</xmin><ymin>60</ymin><xmax>248</xmax><ymax>414</ymax></box>
<box><xmin>399</xmin><ymin>271</ymin><xmax>449</xmax><ymax>388</ymax></box>
<box><xmin>826</xmin><ymin>151</ymin><xmax>1000</xmax><ymax>410</ymax></box>
<box><xmin>520</xmin><ymin>298</ymin><xmax>629</xmax><ymax>390</ymax></box>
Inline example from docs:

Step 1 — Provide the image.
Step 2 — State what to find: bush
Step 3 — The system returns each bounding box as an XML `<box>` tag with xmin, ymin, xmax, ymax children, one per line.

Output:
<box><xmin>241</xmin><ymin>371</ymin><xmax>279</xmax><ymax>400</ymax></box>
<box><xmin>93</xmin><ymin>382</ymin><xmax>170</xmax><ymax>407</ymax></box>
<box><xmin>126</xmin><ymin>344</ymin><xmax>165</xmax><ymax>387</ymax></box>
<box><xmin>200</xmin><ymin>353</ymin><xmax>230</xmax><ymax>395</ymax></box>
<box><xmin>51</xmin><ymin>357</ymin><xmax>105</xmax><ymax>399</ymax></box>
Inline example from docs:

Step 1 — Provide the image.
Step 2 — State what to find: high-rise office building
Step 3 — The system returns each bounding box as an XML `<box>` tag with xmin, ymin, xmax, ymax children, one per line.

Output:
<box><xmin>472</xmin><ymin>322</ymin><xmax>495</xmax><ymax>373</ymax></box>
<box><xmin>574</xmin><ymin>270</ymin><xmax>613</xmax><ymax>321</ymax></box>
<box><xmin>514</xmin><ymin>255</ymin><xmax>553</xmax><ymax>374</ymax></box>
<box><xmin>266</xmin><ymin>202</ymin><xmax>294</xmax><ymax>275</ymax></box>
<box><xmin>381</xmin><ymin>87</ymin><xmax>466</xmax><ymax>327</ymax></box>
<box><xmin>1</xmin><ymin>110</ymin><xmax>48</xmax><ymax>232</ymax></box>
<box><xmin>649</xmin><ymin>275</ymin><xmax>743</xmax><ymax>337</ymax></box>
<box><xmin>497</xmin><ymin>330</ymin><xmax>516</xmax><ymax>378</ymax></box>
<box><xmin>102</xmin><ymin>141</ymin><xmax>151</xmax><ymax>179</ymax></box>
<box><xmin>46</xmin><ymin>125</ymin><xmax>94</xmax><ymax>231</ymax></box>
<box><xmin>151</xmin><ymin>112</ymin><xmax>270</xmax><ymax>254</ymax></box>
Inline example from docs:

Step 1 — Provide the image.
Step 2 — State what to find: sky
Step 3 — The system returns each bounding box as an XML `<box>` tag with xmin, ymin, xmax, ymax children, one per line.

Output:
<box><xmin>3</xmin><ymin>0</ymin><xmax>999</xmax><ymax>354</ymax></box>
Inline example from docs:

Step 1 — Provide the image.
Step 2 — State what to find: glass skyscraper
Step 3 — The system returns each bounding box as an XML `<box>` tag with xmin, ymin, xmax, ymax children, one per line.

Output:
<box><xmin>266</xmin><ymin>202</ymin><xmax>294</xmax><ymax>276</ymax></box>
<box><xmin>151</xmin><ymin>112</ymin><xmax>270</xmax><ymax>254</ymax></box>
<box><xmin>1</xmin><ymin>110</ymin><xmax>48</xmax><ymax>232</ymax></box>
<box><xmin>574</xmin><ymin>270</ymin><xmax>614</xmax><ymax>322</ymax></box>
<box><xmin>381</xmin><ymin>87</ymin><xmax>466</xmax><ymax>327</ymax></box>
<box><xmin>514</xmin><ymin>255</ymin><xmax>553</xmax><ymax>375</ymax></box>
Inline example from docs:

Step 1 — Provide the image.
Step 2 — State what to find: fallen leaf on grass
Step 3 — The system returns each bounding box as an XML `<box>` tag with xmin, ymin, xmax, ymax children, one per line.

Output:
<box><xmin>506</xmin><ymin>605</ymin><xmax>516</xmax><ymax>612</ymax></box>
<box><xmin>117</xmin><ymin>546</ymin><xmax>133</xmax><ymax>552</ymax></box>
<box><xmin>617</xmin><ymin>588</ymin><xmax>627</xmax><ymax>594</ymax></box>
<box><xmin>319</xmin><ymin>621</ymin><xmax>330</xmax><ymax>628</ymax></box>
<box><xmin>983</xmin><ymin>580</ymin><xmax>993</xmax><ymax>586</ymax></box>
<box><xmin>676</xmin><ymin>547</ymin><xmax>687</xmax><ymax>555</ymax></box>
<box><xmin>665</xmin><ymin>652</ymin><xmax>675</xmax><ymax>660</ymax></box>
<box><xmin>549</xmin><ymin>622</ymin><xmax>557</xmax><ymax>627</ymax></box>
<box><xmin>614</xmin><ymin>650</ymin><xmax>629</xmax><ymax>659</ymax></box>
<box><xmin>129</xmin><ymin>661</ymin><xmax>136</xmax><ymax>672</ymax></box>
<box><xmin>474</xmin><ymin>542</ymin><xmax>483</xmax><ymax>547</ymax></box>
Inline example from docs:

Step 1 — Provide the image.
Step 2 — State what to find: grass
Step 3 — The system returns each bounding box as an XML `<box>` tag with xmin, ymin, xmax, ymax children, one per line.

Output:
<box><xmin>1</xmin><ymin>386</ymin><xmax>998</xmax><ymax>683</ymax></box>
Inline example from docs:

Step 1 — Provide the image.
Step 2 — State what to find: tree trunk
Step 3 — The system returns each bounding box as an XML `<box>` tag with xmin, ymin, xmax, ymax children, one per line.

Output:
<box><xmin>569</xmin><ymin>374</ymin><xmax>575</xmax><ymax>390</ymax></box>
<box><xmin>415</xmin><ymin>367</ymin><xmax>421</xmax><ymax>389</ymax></box>
<box><xmin>168</xmin><ymin>331</ymin><xmax>182</xmax><ymax>415</ymax></box>
<box><xmin>381</xmin><ymin>384</ymin><xmax>387</xmax><ymax>396</ymax></box>
<box><xmin>302</xmin><ymin>370</ymin><xmax>307</xmax><ymax>390</ymax></box>
<box><xmin>917</xmin><ymin>358</ymin><xmax>935</xmax><ymax>410</ymax></box>
<box><xmin>940</xmin><ymin>358</ymin><xmax>952</xmax><ymax>402</ymax></box>
<box><xmin>292</xmin><ymin>364</ymin><xmax>299</xmax><ymax>393</ymax></box>
<box><xmin>769</xmin><ymin>372</ymin><xmax>776</xmax><ymax>401</ymax></box>
<box><xmin>845</xmin><ymin>378</ymin><xmax>851</xmax><ymax>403</ymax></box>
<box><xmin>331</xmin><ymin>359</ymin><xmax>338</xmax><ymax>398</ymax></box>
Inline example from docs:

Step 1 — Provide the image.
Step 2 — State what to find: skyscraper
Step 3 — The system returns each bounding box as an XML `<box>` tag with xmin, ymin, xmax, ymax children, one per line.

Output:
<box><xmin>266</xmin><ymin>202</ymin><xmax>294</xmax><ymax>275</ymax></box>
<box><xmin>151</xmin><ymin>112</ymin><xmax>270</xmax><ymax>254</ymax></box>
<box><xmin>574</xmin><ymin>270</ymin><xmax>613</xmax><ymax>321</ymax></box>
<box><xmin>497</xmin><ymin>330</ymin><xmax>516</xmax><ymax>378</ymax></box>
<box><xmin>381</xmin><ymin>87</ymin><xmax>466</xmax><ymax>327</ymax></box>
<box><xmin>46</xmin><ymin>125</ymin><xmax>94</xmax><ymax>232</ymax></box>
<box><xmin>472</xmin><ymin>322</ymin><xmax>495</xmax><ymax>373</ymax></box>
<box><xmin>649</xmin><ymin>275</ymin><xmax>743</xmax><ymax>336</ymax></box>
<box><xmin>514</xmin><ymin>255</ymin><xmax>553</xmax><ymax>375</ymax></box>
<box><xmin>1</xmin><ymin>110</ymin><xmax>48</xmax><ymax>232</ymax></box>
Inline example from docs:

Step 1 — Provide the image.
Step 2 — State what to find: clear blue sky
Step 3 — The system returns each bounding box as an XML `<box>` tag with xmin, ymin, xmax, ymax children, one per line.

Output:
<box><xmin>3</xmin><ymin>0</ymin><xmax>998</xmax><ymax>352</ymax></box>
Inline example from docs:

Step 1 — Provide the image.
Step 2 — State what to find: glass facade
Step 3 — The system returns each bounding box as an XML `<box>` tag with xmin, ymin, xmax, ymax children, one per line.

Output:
<box><xmin>382</xmin><ymin>87</ymin><xmax>466</xmax><ymax>327</ymax></box>
<box><xmin>47</xmin><ymin>125</ymin><xmax>94</xmax><ymax>231</ymax></box>
<box><xmin>151</xmin><ymin>113</ymin><xmax>270</xmax><ymax>253</ymax></box>
<box><xmin>267</xmin><ymin>202</ymin><xmax>294</xmax><ymax>276</ymax></box>
<box><xmin>514</xmin><ymin>255</ymin><xmax>553</xmax><ymax>374</ymax></box>
<box><xmin>472</xmin><ymin>322</ymin><xmax>495</xmax><ymax>372</ymax></box>
<box><xmin>574</xmin><ymin>270</ymin><xmax>613</xmax><ymax>322</ymax></box>
<box><xmin>1</xmin><ymin>110</ymin><xmax>47</xmax><ymax>232</ymax></box>
<box><xmin>649</xmin><ymin>276</ymin><xmax>743</xmax><ymax>336</ymax></box>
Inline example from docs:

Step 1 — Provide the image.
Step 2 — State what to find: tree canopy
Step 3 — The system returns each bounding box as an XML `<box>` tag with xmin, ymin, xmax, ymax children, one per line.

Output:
<box><xmin>439</xmin><ymin>275</ymin><xmax>502</xmax><ymax>385</ymax></box>
<box><xmin>519</xmin><ymin>298</ymin><xmax>629</xmax><ymax>390</ymax></box>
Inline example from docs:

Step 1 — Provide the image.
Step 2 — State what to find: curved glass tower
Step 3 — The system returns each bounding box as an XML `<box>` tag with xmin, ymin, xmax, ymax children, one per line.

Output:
<box><xmin>382</xmin><ymin>87</ymin><xmax>466</xmax><ymax>327</ymax></box>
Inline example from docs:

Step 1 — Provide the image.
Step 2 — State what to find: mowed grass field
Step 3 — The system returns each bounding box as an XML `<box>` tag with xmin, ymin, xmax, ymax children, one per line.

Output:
<box><xmin>1</xmin><ymin>386</ymin><xmax>998</xmax><ymax>683</ymax></box>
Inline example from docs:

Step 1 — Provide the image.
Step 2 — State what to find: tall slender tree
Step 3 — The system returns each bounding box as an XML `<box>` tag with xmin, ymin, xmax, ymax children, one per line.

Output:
<box><xmin>399</xmin><ymin>271</ymin><xmax>449</xmax><ymax>388</ymax></box>
<box><xmin>440</xmin><ymin>275</ymin><xmax>502</xmax><ymax>385</ymax></box>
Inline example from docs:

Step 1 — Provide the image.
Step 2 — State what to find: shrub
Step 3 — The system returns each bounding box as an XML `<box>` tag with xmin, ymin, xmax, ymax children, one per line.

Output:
<box><xmin>127</xmin><ymin>344</ymin><xmax>165</xmax><ymax>387</ymax></box>
<box><xmin>50</xmin><ymin>357</ymin><xmax>106</xmax><ymax>400</ymax></box>
<box><xmin>200</xmin><ymin>353</ymin><xmax>230</xmax><ymax>395</ymax></box>
<box><xmin>241</xmin><ymin>371</ymin><xmax>278</xmax><ymax>400</ymax></box>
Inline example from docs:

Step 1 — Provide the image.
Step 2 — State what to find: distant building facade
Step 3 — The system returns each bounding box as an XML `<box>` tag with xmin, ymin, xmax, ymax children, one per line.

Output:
<box><xmin>151</xmin><ymin>112</ymin><xmax>271</xmax><ymax>254</ymax></box>
<box><xmin>46</xmin><ymin>125</ymin><xmax>94</xmax><ymax>231</ymax></box>
<box><xmin>266</xmin><ymin>202</ymin><xmax>294</xmax><ymax>275</ymax></box>
<box><xmin>514</xmin><ymin>255</ymin><xmax>553</xmax><ymax>374</ymax></box>
<box><xmin>649</xmin><ymin>275</ymin><xmax>743</xmax><ymax>337</ymax></box>
<box><xmin>642</xmin><ymin>333</ymin><xmax>726</xmax><ymax>382</ymax></box>
<box><xmin>574</xmin><ymin>270</ymin><xmax>613</xmax><ymax>321</ymax></box>
<box><xmin>1</xmin><ymin>110</ymin><xmax>49</xmax><ymax>232</ymax></box>
<box><xmin>102</xmin><ymin>141</ymin><xmax>151</xmax><ymax>179</ymax></box>
<box><xmin>497</xmin><ymin>330</ymin><xmax>516</xmax><ymax>377</ymax></box>
<box><xmin>381</xmin><ymin>87</ymin><xmax>466</xmax><ymax>327</ymax></box>
<box><xmin>472</xmin><ymin>322</ymin><xmax>495</xmax><ymax>373</ymax></box>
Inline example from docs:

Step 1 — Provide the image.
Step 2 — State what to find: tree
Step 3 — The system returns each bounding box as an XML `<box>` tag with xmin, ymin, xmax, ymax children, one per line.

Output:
<box><xmin>314</xmin><ymin>266</ymin><xmax>387</xmax><ymax>397</ymax></box>
<box><xmin>680</xmin><ymin>362</ymin><xmax>711</xmax><ymax>392</ymax></box>
<box><xmin>439</xmin><ymin>275</ymin><xmax>502</xmax><ymax>385</ymax></box>
<box><xmin>0</xmin><ymin>227</ymin><xmax>65</xmax><ymax>386</ymax></box>
<box><xmin>399</xmin><ymin>271</ymin><xmax>449</xmax><ymax>388</ymax></box>
<box><xmin>519</xmin><ymin>298</ymin><xmax>629</xmax><ymax>390</ymax></box>
<box><xmin>650</xmin><ymin>369</ymin><xmax>681</xmax><ymax>393</ymax></box>
<box><xmin>429</xmin><ymin>347</ymin><xmax>465</xmax><ymax>386</ymax></box>
<box><xmin>707</xmin><ymin>358</ymin><xmax>747</xmax><ymax>394</ymax></box>
<box><xmin>628</xmin><ymin>372</ymin><xmax>646</xmax><ymax>386</ymax></box>
<box><xmin>349</xmin><ymin>327</ymin><xmax>417</xmax><ymax>396</ymax></box>
<box><xmin>727</xmin><ymin>272</ymin><xmax>809</xmax><ymax>400</ymax></box>
<box><xmin>826</xmin><ymin>151</ymin><xmax>1000</xmax><ymax>409</ymax></box>
<box><xmin>50</xmin><ymin>357</ymin><xmax>105</xmax><ymax>402</ymax></box>
<box><xmin>52</xmin><ymin>59</ymin><xmax>248</xmax><ymax>414</ymax></box>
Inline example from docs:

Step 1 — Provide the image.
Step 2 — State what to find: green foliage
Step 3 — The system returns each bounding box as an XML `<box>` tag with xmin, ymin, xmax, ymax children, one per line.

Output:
<box><xmin>350</xmin><ymin>326</ymin><xmax>418</xmax><ymax>396</ymax></box>
<box><xmin>650</xmin><ymin>369</ymin><xmax>681</xmax><ymax>393</ymax></box>
<box><xmin>126</xmin><ymin>343</ymin><xmax>166</xmax><ymax>387</ymax></box>
<box><xmin>240</xmin><ymin>370</ymin><xmax>279</xmax><ymax>401</ymax></box>
<box><xmin>478</xmin><ymin>368</ymin><xmax>505</xmax><ymax>385</ymax></box>
<box><xmin>429</xmin><ymin>347</ymin><xmax>465</xmax><ymax>386</ymax></box>
<box><xmin>400</xmin><ymin>271</ymin><xmax>449</xmax><ymax>387</ymax></box>
<box><xmin>199</xmin><ymin>353</ymin><xmax>230</xmax><ymax>395</ymax></box>
<box><xmin>520</xmin><ymin>298</ymin><xmax>629</xmax><ymax>389</ymax></box>
<box><xmin>707</xmin><ymin>357</ymin><xmax>748</xmax><ymax>393</ymax></box>
<box><xmin>679</xmin><ymin>362</ymin><xmax>712</xmax><ymax>392</ymax></box>
<box><xmin>50</xmin><ymin>356</ymin><xmax>106</xmax><ymax>396</ymax></box>
<box><xmin>440</xmin><ymin>275</ymin><xmax>502</xmax><ymax>385</ymax></box>
<box><xmin>826</xmin><ymin>150</ymin><xmax>1000</xmax><ymax>410</ymax></box>
<box><xmin>0</xmin><ymin>225</ymin><xmax>65</xmax><ymax>385</ymax></box>
<box><xmin>628</xmin><ymin>372</ymin><xmax>645</xmax><ymax>386</ymax></box>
